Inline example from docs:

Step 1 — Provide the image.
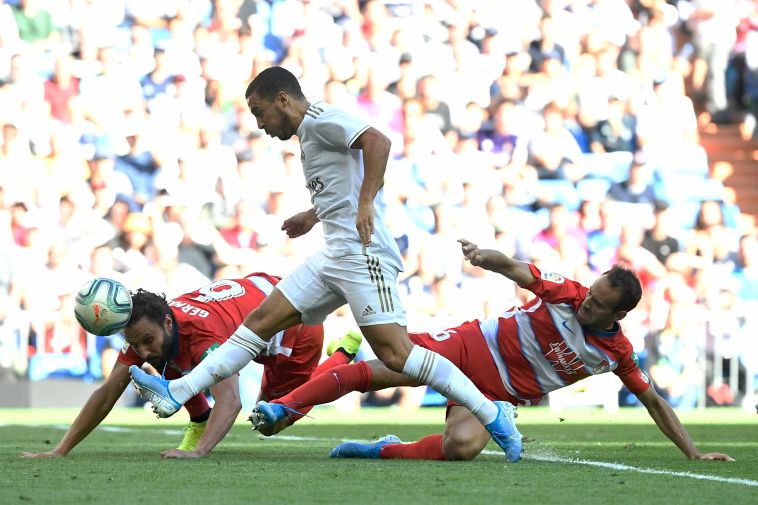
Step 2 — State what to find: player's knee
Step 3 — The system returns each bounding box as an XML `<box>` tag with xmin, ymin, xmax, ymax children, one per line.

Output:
<box><xmin>376</xmin><ymin>350</ymin><xmax>408</xmax><ymax>374</ymax></box>
<box><xmin>442</xmin><ymin>433</ymin><xmax>483</xmax><ymax>461</ymax></box>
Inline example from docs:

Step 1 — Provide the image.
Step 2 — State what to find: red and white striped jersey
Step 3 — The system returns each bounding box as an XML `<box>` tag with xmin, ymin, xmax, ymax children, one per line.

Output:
<box><xmin>477</xmin><ymin>264</ymin><xmax>650</xmax><ymax>404</ymax></box>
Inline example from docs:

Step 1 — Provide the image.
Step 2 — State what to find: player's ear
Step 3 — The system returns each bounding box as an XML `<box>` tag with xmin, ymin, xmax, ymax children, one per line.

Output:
<box><xmin>164</xmin><ymin>313</ymin><xmax>172</xmax><ymax>331</ymax></box>
<box><xmin>615</xmin><ymin>310</ymin><xmax>628</xmax><ymax>321</ymax></box>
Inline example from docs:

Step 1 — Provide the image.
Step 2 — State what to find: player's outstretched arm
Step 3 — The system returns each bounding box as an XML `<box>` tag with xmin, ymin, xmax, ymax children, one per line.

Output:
<box><xmin>21</xmin><ymin>361</ymin><xmax>131</xmax><ymax>458</ymax></box>
<box><xmin>635</xmin><ymin>386</ymin><xmax>734</xmax><ymax>461</ymax></box>
<box><xmin>281</xmin><ymin>208</ymin><xmax>319</xmax><ymax>239</ymax></box>
<box><xmin>458</xmin><ymin>239</ymin><xmax>536</xmax><ymax>288</ymax></box>
<box><xmin>352</xmin><ymin>127</ymin><xmax>391</xmax><ymax>246</ymax></box>
<box><xmin>160</xmin><ymin>375</ymin><xmax>241</xmax><ymax>459</ymax></box>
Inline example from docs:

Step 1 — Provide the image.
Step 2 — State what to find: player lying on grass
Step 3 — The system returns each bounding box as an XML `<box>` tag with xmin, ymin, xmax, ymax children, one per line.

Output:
<box><xmin>250</xmin><ymin>240</ymin><xmax>734</xmax><ymax>463</ymax></box>
<box><xmin>22</xmin><ymin>273</ymin><xmax>361</xmax><ymax>459</ymax></box>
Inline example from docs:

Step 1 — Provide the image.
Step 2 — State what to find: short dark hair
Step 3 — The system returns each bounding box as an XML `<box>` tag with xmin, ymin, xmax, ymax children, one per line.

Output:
<box><xmin>603</xmin><ymin>265</ymin><xmax>642</xmax><ymax>312</ymax></box>
<box><xmin>128</xmin><ymin>289</ymin><xmax>170</xmax><ymax>327</ymax></box>
<box><xmin>245</xmin><ymin>66</ymin><xmax>305</xmax><ymax>102</ymax></box>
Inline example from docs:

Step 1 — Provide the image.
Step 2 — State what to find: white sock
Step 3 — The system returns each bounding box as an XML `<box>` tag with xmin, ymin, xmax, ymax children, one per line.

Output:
<box><xmin>402</xmin><ymin>345</ymin><xmax>498</xmax><ymax>426</ymax></box>
<box><xmin>168</xmin><ymin>325</ymin><xmax>268</xmax><ymax>404</ymax></box>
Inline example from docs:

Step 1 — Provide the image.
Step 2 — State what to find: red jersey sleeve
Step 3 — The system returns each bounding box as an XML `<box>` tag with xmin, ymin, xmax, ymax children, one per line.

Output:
<box><xmin>612</xmin><ymin>347</ymin><xmax>652</xmax><ymax>395</ymax></box>
<box><xmin>524</xmin><ymin>264</ymin><xmax>588</xmax><ymax>305</ymax></box>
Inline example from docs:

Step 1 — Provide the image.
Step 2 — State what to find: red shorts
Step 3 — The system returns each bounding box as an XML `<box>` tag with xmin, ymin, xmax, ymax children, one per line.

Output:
<box><xmin>409</xmin><ymin>320</ymin><xmax>518</xmax><ymax>410</ymax></box>
<box><xmin>256</xmin><ymin>323</ymin><xmax>324</xmax><ymax>400</ymax></box>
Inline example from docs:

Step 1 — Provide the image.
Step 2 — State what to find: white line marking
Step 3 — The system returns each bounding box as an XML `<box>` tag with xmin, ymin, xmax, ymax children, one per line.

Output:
<box><xmin>480</xmin><ymin>450</ymin><xmax>758</xmax><ymax>487</ymax></box>
<box><xmin>9</xmin><ymin>425</ymin><xmax>756</xmax><ymax>487</ymax></box>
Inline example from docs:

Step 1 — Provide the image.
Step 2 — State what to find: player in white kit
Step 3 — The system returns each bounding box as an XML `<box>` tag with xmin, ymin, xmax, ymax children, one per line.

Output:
<box><xmin>130</xmin><ymin>66</ymin><xmax>521</xmax><ymax>461</ymax></box>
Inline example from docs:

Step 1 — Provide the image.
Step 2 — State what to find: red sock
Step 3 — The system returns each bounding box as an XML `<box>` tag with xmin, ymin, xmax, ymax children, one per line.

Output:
<box><xmin>309</xmin><ymin>350</ymin><xmax>350</xmax><ymax>378</ymax></box>
<box><xmin>183</xmin><ymin>393</ymin><xmax>211</xmax><ymax>420</ymax></box>
<box><xmin>380</xmin><ymin>435</ymin><xmax>446</xmax><ymax>460</ymax></box>
<box><xmin>276</xmin><ymin>361</ymin><xmax>372</xmax><ymax>409</ymax></box>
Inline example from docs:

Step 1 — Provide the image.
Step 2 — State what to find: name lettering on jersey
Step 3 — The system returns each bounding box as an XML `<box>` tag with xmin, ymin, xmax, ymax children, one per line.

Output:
<box><xmin>169</xmin><ymin>300</ymin><xmax>209</xmax><ymax>318</ymax></box>
<box><xmin>545</xmin><ymin>341</ymin><xmax>584</xmax><ymax>375</ymax></box>
<box><xmin>306</xmin><ymin>176</ymin><xmax>324</xmax><ymax>195</ymax></box>
<box><xmin>541</xmin><ymin>271</ymin><xmax>565</xmax><ymax>284</ymax></box>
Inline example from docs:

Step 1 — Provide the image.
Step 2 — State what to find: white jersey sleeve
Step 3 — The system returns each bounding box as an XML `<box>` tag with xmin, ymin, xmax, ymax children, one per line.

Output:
<box><xmin>305</xmin><ymin>104</ymin><xmax>370</xmax><ymax>150</ymax></box>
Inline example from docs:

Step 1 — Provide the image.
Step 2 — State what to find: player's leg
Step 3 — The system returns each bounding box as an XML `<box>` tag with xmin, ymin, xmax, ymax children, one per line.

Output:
<box><xmin>130</xmin><ymin>260</ymin><xmax>335</xmax><ymax>417</ymax></box>
<box><xmin>328</xmin><ymin>254</ymin><xmax>513</xmax><ymax>452</ymax></box>
<box><xmin>130</xmin><ymin>288</ymin><xmax>302</xmax><ymax>416</ymax></box>
<box><xmin>439</xmin><ymin>406</ymin><xmax>491</xmax><ymax>460</ymax></box>
<box><xmin>330</xmin><ymin>406</ymin><xmax>489</xmax><ymax>461</ymax></box>
<box><xmin>250</xmin><ymin>358</ymin><xmax>418</xmax><ymax>431</ymax></box>
<box><xmin>163</xmin><ymin>367</ymin><xmax>211</xmax><ymax>450</ymax></box>
<box><xmin>359</xmin><ymin>325</ymin><xmax>520</xmax><ymax>460</ymax></box>
<box><xmin>359</xmin><ymin>323</ymin><xmax>502</xmax><ymax>428</ymax></box>
<box><xmin>263</xmin><ymin>330</ymin><xmax>360</xmax><ymax>431</ymax></box>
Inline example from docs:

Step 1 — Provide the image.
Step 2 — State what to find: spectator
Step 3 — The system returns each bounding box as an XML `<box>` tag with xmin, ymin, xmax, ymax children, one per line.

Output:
<box><xmin>687</xmin><ymin>0</ymin><xmax>739</xmax><ymax>122</ymax></box>
<box><xmin>590</xmin><ymin>95</ymin><xmax>638</xmax><ymax>154</ymax></box>
<box><xmin>607</xmin><ymin>159</ymin><xmax>656</xmax><ymax>205</ymax></box>
<box><xmin>528</xmin><ymin>101</ymin><xmax>585</xmax><ymax>182</ymax></box>
<box><xmin>113</xmin><ymin>119</ymin><xmax>161</xmax><ymax>209</ymax></box>
<box><xmin>642</xmin><ymin>203</ymin><xmax>681</xmax><ymax>267</ymax></box>
<box><xmin>44</xmin><ymin>55</ymin><xmax>79</xmax><ymax>124</ymax></box>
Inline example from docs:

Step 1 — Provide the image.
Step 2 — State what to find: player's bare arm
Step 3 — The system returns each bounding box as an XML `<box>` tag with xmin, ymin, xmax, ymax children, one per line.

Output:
<box><xmin>161</xmin><ymin>375</ymin><xmax>242</xmax><ymax>459</ymax></box>
<box><xmin>21</xmin><ymin>361</ymin><xmax>131</xmax><ymax>458</ymax></box>
<box><xmin>281</xmin><ymin>208</ymin><xmax>319</xmax><ymax>239</ymax></box>
<box><xmin>635</xmin><ymin>386</ymin><xmax>734</xmax><ymax>461</ymax></box>
<box><xmin>458</xmin><ymin>239</ymin><xmax>536</xmax><ymax>287</ymax></box>
<box><xmin>351</xmin><ymin>127</ymin><xmax>391</xmax><ymax>245</ymax></box>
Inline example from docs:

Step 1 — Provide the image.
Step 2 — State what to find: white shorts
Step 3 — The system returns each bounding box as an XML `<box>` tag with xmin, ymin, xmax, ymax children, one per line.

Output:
<box><xmin>277</xmin><ymin>249</ymin><xmax>407</xmax><ymax>327</ymax></box>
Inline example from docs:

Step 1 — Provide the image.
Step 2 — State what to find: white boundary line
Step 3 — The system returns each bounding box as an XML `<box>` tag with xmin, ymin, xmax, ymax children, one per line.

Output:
<box><xmin>9</xmin><ymin>424</ymin><xmax>757</xmax><ymax>488</ymax></box>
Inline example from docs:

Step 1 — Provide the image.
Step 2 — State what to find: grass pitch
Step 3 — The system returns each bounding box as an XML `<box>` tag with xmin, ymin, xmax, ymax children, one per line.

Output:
<box><xmin>1</xmin><ymin>407</ymin><xmax>756</xmax><ymax>505</ymax></box>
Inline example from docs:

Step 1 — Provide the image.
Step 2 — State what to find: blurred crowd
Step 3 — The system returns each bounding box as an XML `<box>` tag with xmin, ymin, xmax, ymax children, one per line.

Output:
<box><xmin>0</xmin><ymin>0</ymin><xmax>757</xmax><ymax>409</ymax></box>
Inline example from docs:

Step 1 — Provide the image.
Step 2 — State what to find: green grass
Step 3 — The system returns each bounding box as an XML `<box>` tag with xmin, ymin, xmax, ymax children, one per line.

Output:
<box><xmin>1</xmin><ymin>407</ymin><xmax>756</xmax><ymax>505</ymax></box>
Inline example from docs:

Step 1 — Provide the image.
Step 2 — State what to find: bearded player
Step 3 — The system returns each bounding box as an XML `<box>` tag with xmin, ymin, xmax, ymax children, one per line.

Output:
<box><xmin>22</xmin><ymin>272</ymin><xmax>360</xmax><ymax>459</ymax></box>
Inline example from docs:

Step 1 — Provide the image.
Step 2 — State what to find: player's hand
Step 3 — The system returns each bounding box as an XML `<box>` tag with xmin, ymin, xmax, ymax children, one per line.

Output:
<box><xmin>356</xmin><ymin>202</ymin><xmax>374</xmax><ymax>246</ymax></box>
<box><xmin>693</xmin><ymin>452</ymin><xmax>735</xmax><ymax>461</ymax></box>
<box><xmin>160</xmin><ymin>448</ymin><xmax>204</xmax><ymax>459</ymax></box>
<box><xmin>281</xmin><ymin>210</ymin><xmax>318</xmax><ymax>239</ymax></box>
<box><xmin>21</xmin><ymin>451</ymin><xmax>63</xmax><ymax>459</ymax></box>
<box><xmin>459</xmin><ymin>239</ymin><xmax>488</xmax><ymax>266</ymax></box>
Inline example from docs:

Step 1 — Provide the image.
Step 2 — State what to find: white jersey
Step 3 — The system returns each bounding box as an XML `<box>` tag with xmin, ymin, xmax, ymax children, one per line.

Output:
<box><xmin>297</xmin><ymin>101</ymin><xmax>402</xmax><ymax>266</ymax></box>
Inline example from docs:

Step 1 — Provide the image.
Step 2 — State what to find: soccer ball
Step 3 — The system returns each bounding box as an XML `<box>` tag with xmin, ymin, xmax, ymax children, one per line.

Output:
<box><xmin>74</xmin><ymin>278</ymin><xmax>133</xmax><ymax>336</ymax></box>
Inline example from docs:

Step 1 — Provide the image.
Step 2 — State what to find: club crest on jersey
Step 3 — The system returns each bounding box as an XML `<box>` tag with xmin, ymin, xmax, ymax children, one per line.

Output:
<box><xmin>639</xmin><ymin>369</ymin><xmax>650</xmax><ymax>384</ymax></box>
<box><xmin>592</xmin><ymin>359</ymin><xmax>610</xmax><ymax>374</ymax></box>
<box><xmin>541</xmin><ymin>271</ymin><xmax>565</xmax><ymax>283</ymax></box>
<box><xmin>545</xmin><ymin>341</ymin><xmax>584</xmax><ymax>375</ymax></box>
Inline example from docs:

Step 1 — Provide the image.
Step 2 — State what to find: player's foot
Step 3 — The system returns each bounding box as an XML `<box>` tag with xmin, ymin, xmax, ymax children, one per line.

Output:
<box><xmin>329</xmin><ymin>435</ymin><xmax>402</xmax><ymax>459</ymax></box>
<box><xmin>177</xmin><ymin>421</ymin><xmax>207</xmax><ymax>451</ymax></box>
<box><xmin>129</xmin><ymin>365</ymin><xmax>181</xmax><ymax>418</ymax></box>
<box><xmin>247</xmin><ymin>401</ymin><xmax>303</xmax><ymax>431</ymax></box>
<box><xmin>485</xmin><ymin>401</ymin><xmax>522</xmax><ymax>463</ymax></box>
<box><xmin>326</xmin><ymin>330</ymin><xmax>363</xmax><ymax>358</ymax></box>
